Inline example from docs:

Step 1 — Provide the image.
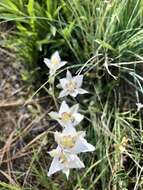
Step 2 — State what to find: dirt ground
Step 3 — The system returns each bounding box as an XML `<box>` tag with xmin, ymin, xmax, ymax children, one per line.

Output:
<box><xmin>0</xmin><ymin>46</ymin><xmax>53</xmax><ymax>186</ymax></box>
<box><xmin>0</xmin><ymin>48</ymin><xmax>25</xmax><ymax>137</ymax></box>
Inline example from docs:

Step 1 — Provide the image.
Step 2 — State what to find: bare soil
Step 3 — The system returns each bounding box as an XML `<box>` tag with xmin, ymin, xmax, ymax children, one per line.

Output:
<box><xmin>0</xmin><ymin>46</ymin><xmax>52</xmax><ymax>187</ymax></box>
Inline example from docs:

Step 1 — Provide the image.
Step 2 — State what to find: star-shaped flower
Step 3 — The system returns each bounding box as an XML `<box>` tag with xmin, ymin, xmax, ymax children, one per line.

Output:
<box><xmin>44</xmin><ymin>51</ymin><xmax>67</xmax><ymax>76</ymax></box>
<box><xmin>49</xmin><ymin>101</ymin><xmax>84</xmax><ymax>128</ymax></box>
<box><xmin>54</xmin><ymin>128</ymin><xmax>95</xmax><ymax>154</ymax></box>
<box><xmin>48</xmin><ymin>146</ymin><xmax>84</xmax><ymax>178</ymax></box>
<box><xmin>58</xmin><ymin>70</ymin><xmax>88</xmax><ymax>98</ymax></box>
<box><xmin>136</xmin><ymin>103</ymin><xmax>143</xmax><ymax>112</ymax></box>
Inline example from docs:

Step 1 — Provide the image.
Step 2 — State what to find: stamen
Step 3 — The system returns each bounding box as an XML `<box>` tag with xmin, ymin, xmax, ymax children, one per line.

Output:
<box><xmin>51</xmin><ymin>57</ymin><xmax>59</xmax><ymax>65</ymax></box>
<box><xmin>60</xmin><ymin>135</ymin><xmax>76</xmax><ymax>149</ymax></box>
<box><xmin>66</xmin><ymin>80</ymin><xmax>76</xmax><ymax>92</ymax></box>
<box><xmin>61</xmin><ymin>112</ymin><xmax>72</xmax><ymax>122</ymax></box>
<box><xmin>59</xmin><ymin>152</ymin><xmax>67</xmax><ymax>164</ymax></box>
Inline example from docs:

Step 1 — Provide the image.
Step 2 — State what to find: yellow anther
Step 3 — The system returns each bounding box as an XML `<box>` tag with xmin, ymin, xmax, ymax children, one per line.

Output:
<box><xmin>51</xmin><ymin>57</ymin><xmax>59</xmax><ymax>65</ymax></box>
<box><xmin>61</xmin><ymin>112</ymin><xmax>72</xmax><ymax>122</ymax></box>
<box><xmin>66</xmin><ymin>80</ymin><xmax>76</xmax><ymax>92</ymax></box>
<box><xmin>60</xmin><ymin>135</ymin><xmax>75</xmax><ymax>149</ymax></box>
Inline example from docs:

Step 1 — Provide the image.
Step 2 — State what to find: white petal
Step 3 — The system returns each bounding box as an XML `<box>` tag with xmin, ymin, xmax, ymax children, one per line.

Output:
<box><xmin>77</xmin><ymin>131</ymin><xmax>86</xmax><ymax>138</ymax></box>
<box><xmin>57</xmin><ymin>119</ymin><xmax>66</xmax><ymax>127</ymax></box>
<box><xmin>59</xmin><ymin>101</ymin><xmax>69</xmax><ymax>114</ymax></box>
<box><xmin>73</xmin><ymin>113</ymin><xmax>84</xmax><ymax>125</ymax></box>
<box><xmin>48</xmin><ymin>157</ymin><xmax>63</xmax><ymax>176</ymax></box>
<box><xmin>62</xmin><ymin>168</ymin><xmax>70</xmax><ymax>179</ymax></box>
<box><xmin>58</xmin><ymin>119</ymin><xmax>73</xmax><ymax>128</ymax></box>
<box><xmin>57</xmin><ymin>62</ymin><xmax>67</xmax><ymax>71</ymax></box>
<box><xmin>49</xmin><ymin>111</ymin><xmax>59</xmax><ymax>120</ymax></box>
<box><xmin>44</xmin><ymin>58</ymin><xmax>51</xmax><ymax>68</ymax></box>
<box><xmin>54</xmin><ymin>132</ymin><xmax>62</xmax><ymax>144</ymax></box>
<box><xmin>51</xmin><ymin>51</ymin><xmax>61</xmax><ymax>64</ymax></box>
<box><xmin>63</xmin><ymin>126</ymin><xmax>76</xmax><ymax>134</ymax></box>
<box><xmin>78</xmin><ymin>88</ymin><xmax>88</xmax><ymax>94</ymax></box>
<box><xmin>74</xmin><ymin>75</ymin><xmax>83</xmax><ymax>88</ymax></box>
<box><xmin>136</xmin><ymin>103</ymin><xmax>143</xmax><ymax>111</ymax></box>
<box><xmin>70</xmin><ymin>90</ymin><xmax>79</xmax><ymax>97</ymax></box>
<box><xmin>59</xmin><ymin>61</ymin><xmax>67</xmax><ymax>68</ymax></box>
<box><xmin>59</xmin><ymin>90</ymin><xmax>69</xmax><ymax>98</ymax></box>
<box><xmin>64</xmin><ymin>121</ymin><xmax>74</xmax><ymax>128</ymax></box>
<box><xmin>59</xmin><ymin>78</ymin><xmax>68</xmax><ymax>89</ymax></box>
<box><xmin>48</xmin><ymin>148</ymin><xmax>60</xmax><ymax>157</ymax></box>
<box><xmin>70</xmin><ymin>104</ymin><xmax>79</xmax><ymax>114</ymax></box>
<box><xmin>74</xmin><ymin>138</ymin><xmax>95</xmax><ymax>154</ymax></box>
<box><xmin>66</xmin><ymin>70</ymin><xmax>72</xmax><ymax>80</ymax></box>
<box><xmin>68</xmin><ymin>154</ymin><xmax>85</xmax><ymax>169</ymax></box>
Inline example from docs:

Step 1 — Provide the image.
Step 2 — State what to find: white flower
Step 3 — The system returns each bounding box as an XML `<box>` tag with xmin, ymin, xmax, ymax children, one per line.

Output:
<box><xmin>44</xmin><ymin>51</ymin><xmax>67</xmax><ymax>76</ymax></box>
<box><xmin>48</xmin><ymin>129</ymin><xmax>95</xmax><ymax>178</ymax></box>
<box><xmin>49</xmin><ymin>101</ymin><xmax>84</xmax><ymax>128</ymax></box>
<box><xmin>48</xmin><ymin>146</ymin><xmax>84</xmax><ymax>178</ymax></box>
<box><xmin>54</xmin><ymin>128</ymin><xmax>95</xmax><ymax>154</ymax></box>
<box><xmin>58</xmin><ymin>70</ymin><xmax>88</xmax><ymax>98</ymax></box>
<box><xmin>136</xmin><ymin>103</ymin><xmax>143</xmax><ymax>112</ymax></box>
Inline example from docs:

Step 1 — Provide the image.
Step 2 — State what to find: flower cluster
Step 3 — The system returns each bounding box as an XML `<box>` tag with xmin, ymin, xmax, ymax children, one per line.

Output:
<box><xmin>44</xmin><ymin>51</ymin><xmax>95</xmax><ymax>179</ymax></box>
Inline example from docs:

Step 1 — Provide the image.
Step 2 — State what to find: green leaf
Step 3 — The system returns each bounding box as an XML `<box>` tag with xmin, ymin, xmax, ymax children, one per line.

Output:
<box><xmin>0</xmin><ymin>0</ymin><xmax>23</xmax><ymax>15</ymax></box>
<box><xmin>61</xmin><ymin>21</ymin><xmax>75</xmax><ymax>39</ymax></box>
<box><xmin>0</xmin><ymin>182</ymin><xmax>22</xmax><ymax>190</ymax></box>
<box><xmin>95</xmin><ymin>39</ymin><xmax>116</xmax><ymax>52</ymax></box>
<box><xmin>27</xmin><ymin>0</ymin><xmax>35</xmax><ymax>30</ymax></box>
<box><xmin>46</xmin><ymin>0</ymin><xmax>52</xmax><ymax>14</ymax></box>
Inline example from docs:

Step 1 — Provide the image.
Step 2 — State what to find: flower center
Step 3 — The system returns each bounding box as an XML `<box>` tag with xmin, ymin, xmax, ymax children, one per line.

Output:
<box><xmin>66</xmin><ymin>80</ymin><xmax>76</xmax><ymax>92</ymax></box>
<box><xmin>51</xmin><ymin>57</ymin><xmax>59</xmax><ymax>65</ymax></box>
<box><xmin>60</xmin><ymin>135</ymin><xmax>75</xmax><ymax>149</ymax></box>
<box><xmin>61</xmin><ymin>112</ymin><xmax>72</xmax><ymax>122</ymax></box>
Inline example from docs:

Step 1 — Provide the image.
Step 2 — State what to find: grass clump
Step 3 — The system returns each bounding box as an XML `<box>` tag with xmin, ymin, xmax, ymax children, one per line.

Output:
<box><xmin>0</xmin><ymin>0</ymin><xmax>143</xmax><ymax>190</ymax></box>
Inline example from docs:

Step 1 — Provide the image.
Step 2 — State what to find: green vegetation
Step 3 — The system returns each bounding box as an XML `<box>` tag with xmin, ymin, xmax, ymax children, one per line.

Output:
<box><xmin>0</xmin><ymin>0</ymin><xmax>143</xmax><ymax>189</ymax></box>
